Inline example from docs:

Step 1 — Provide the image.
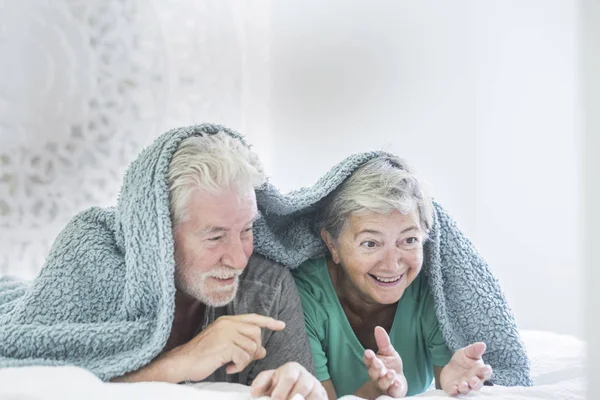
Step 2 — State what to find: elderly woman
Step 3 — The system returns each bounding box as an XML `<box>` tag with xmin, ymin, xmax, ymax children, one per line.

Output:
<box><xmin>292</xmin><ymin>156</ymin><xmax>493</xmax><ymax>399</ymax></box>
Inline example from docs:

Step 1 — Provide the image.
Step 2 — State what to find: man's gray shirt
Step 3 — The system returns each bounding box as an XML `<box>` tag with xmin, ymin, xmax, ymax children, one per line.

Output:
<box><xmin>198</xmin><ymin>254</ymin><xmax>315</xmax><ymax>385</ymax></box>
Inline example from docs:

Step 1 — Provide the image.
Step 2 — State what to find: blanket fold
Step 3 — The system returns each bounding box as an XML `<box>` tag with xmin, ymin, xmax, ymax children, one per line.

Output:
<box><xmin>0</xmin><ymin>125</ymin><xmax>531</xmax><ymax>386</ymax></box>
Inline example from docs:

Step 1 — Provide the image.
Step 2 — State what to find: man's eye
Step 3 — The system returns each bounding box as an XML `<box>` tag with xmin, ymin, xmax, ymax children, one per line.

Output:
<box><xmin>241</xmin><ymin>227</ymin><xmax>253</xmax><ymax>238</ymax></box>
<box><xmin>207</xmin><ymin>236</ymin><xmax>223</xmax><ymax>242</ymax></box>
<box><xmin>406</xmin><ymin>237</ymin><xmax>419</xmax><ymax>244</ymax></box>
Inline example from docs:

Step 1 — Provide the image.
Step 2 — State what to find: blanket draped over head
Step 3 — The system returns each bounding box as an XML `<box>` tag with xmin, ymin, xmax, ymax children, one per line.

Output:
<box><xmin>0</xmin><ymin>124</ymin><xmax>531</xmax><ymax>386</ymax></box>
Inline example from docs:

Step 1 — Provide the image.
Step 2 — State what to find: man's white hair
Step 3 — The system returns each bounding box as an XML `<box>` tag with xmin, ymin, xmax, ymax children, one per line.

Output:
<box><xmin>167</xmin><ymin>132</ymin><xmax>266</xmax><ymax>227</ymax></box>
<box><xmin>317</xmin><ymin>155</ymin><xmax>434</xmax><ymax>240</ymax></box>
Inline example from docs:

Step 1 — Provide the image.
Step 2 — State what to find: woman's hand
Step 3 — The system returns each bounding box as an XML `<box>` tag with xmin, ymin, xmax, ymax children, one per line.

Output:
<box><xmin>362</xmin><ymin>326</ymin><xmax>408</xmax><ymax>398</ymax></box>
<box><xmin>439</xmin><ymin>342</ymin><xmax>493</xmax><ymax>396</ymax></box>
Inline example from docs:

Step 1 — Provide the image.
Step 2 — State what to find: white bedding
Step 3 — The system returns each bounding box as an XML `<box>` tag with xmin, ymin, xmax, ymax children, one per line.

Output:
<box><xmin>0</xmin><ymin>330</ymin><xmax>585</xmax><ymax>399</ymax></box>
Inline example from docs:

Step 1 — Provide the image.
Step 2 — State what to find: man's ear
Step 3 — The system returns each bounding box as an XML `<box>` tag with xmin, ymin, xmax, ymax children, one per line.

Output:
<box><xmin>321</xmin><ymin>228</ymin><xmax>340</xmax><ymax>264</ymax></box>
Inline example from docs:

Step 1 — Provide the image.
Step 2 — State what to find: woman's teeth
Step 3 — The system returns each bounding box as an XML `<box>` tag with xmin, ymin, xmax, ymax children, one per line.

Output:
<box><xmin>372</xmin><ymin>274</ymin><xmax>402</xmax><ymax>283</ymax></box>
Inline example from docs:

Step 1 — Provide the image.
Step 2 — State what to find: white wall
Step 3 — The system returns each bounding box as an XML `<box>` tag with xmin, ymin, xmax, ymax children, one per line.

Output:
<box><xmin>269</xmin><ymin>0</ymin><xmax>583</xmax><ymax>336</ymax></box>
<box><xmin>581</xmin><ymin>0</ymin><xmax>600</xmax><ymax>396</ymax></box>
<box><xmin>0</xmin><ymin>0</ymin><xmax>584</xmax><ymax>338</ymax></box>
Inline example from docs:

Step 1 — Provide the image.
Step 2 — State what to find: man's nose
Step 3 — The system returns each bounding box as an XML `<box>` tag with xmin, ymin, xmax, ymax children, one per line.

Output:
<box><xmin>222</xmin><ymin>237</ymin><xmax>249</xmax><ymax>270</ymax></box>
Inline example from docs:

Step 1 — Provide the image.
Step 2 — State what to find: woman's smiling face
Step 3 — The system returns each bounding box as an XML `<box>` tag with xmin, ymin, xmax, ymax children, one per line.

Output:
<box><xmin>324</xmin><ymin>209</ymin><xmax>425</xmax><ymax>305</ymax></box>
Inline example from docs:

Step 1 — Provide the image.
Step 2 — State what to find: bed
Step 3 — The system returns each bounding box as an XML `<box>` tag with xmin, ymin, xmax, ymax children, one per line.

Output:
<box><xmin>0</xmin><ymin>330</ymin><xmax>585</xmax><ymax>399</ymax></box>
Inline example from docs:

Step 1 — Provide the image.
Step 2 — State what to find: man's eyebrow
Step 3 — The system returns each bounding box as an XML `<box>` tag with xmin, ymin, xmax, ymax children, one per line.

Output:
<box><xmin>197</xmin><ymin>226</ymin><xmax>227</xmax><ymax>236</ymax></box>
<box><xmin>197</xmin><ymin>213</ymin><xmax>262</xmax><ymax>236</ymax></box>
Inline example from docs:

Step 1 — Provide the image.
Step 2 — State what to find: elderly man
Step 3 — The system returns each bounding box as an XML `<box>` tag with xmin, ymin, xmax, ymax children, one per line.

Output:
<box><xmin>0</xmin><ymin>125</ymin><xmax>325</xmax><ymax>400</ymax></box>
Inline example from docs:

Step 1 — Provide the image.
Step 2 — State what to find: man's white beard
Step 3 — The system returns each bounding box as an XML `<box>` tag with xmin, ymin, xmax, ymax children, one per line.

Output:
<box><xmin>175</xmin><ymin>265</ymin><xmax>242</xmax><ymax>307</ymax></box>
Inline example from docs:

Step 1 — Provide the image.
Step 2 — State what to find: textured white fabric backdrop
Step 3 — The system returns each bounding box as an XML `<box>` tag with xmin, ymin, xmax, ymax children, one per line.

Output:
<box><xmin>0</xmin><ymin>0</ymin><xmax>271</xmax><ymax>279</ymax></box>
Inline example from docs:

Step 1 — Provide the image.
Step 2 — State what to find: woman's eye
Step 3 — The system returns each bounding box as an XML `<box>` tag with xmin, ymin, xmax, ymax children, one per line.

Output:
<box><xmin>406</xmin><ymin>237</ymin><xmax>419</xmax><ymax>244</ymax></box>
<box><xmin>360</xmin><ymin>241</ymin><xmax>377</xmax><ymax>248</ymax></box>
<box><xmin>207</xmin><ymin>236</ymin><xmax>223</xmax><ymax>242</ymax></box>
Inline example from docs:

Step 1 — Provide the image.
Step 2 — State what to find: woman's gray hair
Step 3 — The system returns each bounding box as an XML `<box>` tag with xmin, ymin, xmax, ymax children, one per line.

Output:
<box><xmin>168</xmin><ymin>132</ymin><xmax>265</xmax><ymax>227</ymax></box>
<box><xmin>317</xmin><ymin>155</ymin><xmax>433</xmax><ymax>240</ymax></box>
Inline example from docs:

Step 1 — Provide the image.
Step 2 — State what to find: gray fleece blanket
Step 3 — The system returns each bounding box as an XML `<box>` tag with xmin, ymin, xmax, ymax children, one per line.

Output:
<box><xmin>0</xmin><ymin>124</ymin><xmax>531</xmax><ymax>386</ymax></box>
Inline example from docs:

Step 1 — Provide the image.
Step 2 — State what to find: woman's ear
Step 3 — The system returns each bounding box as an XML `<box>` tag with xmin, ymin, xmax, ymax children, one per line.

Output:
<box><xmin>321</xmin><ymin>228</ymin><xmax>341</xmax><ymax>264</ymax></box>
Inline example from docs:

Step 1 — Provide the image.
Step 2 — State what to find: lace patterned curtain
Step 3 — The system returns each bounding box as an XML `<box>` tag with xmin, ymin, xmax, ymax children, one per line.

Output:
<box><xmin>0</xmin><ymin>0</ymin><xmax>271</xmax><ymax>279</ymax></box>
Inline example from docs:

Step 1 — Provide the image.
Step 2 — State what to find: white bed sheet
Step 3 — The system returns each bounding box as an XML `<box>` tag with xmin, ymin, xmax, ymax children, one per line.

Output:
<box><xmin>0</xmin><ymin>330</ymin><xmax>586</xmax><ymax>400</ymax></box>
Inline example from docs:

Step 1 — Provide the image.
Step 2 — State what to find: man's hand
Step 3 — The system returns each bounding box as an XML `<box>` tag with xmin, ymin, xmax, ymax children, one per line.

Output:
<box><xmin>167</xmin><ymin>313</ymin><xmax>285</xmax><ymax>383</ymax></box>
<box><xmin>250</xmin><ymin>362</ymin><xmax>327</xmax><ymax>400</ymax></box>
<box><xmin>439</xmin><ymin>342</ymin><xmax>493</xmax><ymax>396</ymax></box>
<box><xmin>362</xmin><ymin>326</ymin><xmax>407</xmax><ymax>398</ymax></box>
